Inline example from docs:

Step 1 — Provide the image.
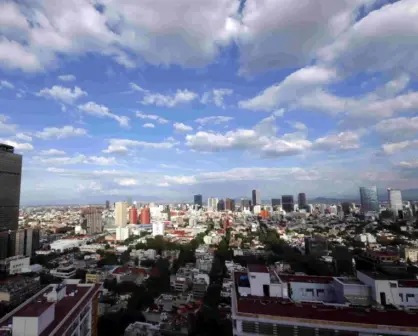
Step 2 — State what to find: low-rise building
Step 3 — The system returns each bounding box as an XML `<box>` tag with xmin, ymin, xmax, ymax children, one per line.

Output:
<box><xmin>0</xmin><ymin>276</ymin><xmax>41</xmax><ymax>306</ymax></box>
<box><xmin>0</xmin><ymin>256</ymin><xmax>31</xmax><ymax>275</ymax></box>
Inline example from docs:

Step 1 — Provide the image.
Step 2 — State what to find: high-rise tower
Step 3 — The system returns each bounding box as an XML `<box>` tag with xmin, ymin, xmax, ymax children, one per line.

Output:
<box><xmin>359</xmin><ymin>186</ymin><xmax>379</xmax><ymax>214</ymax></box>
<box><xmin>0</xmin><ymin>144</ymin><xmax>22</xmax><ymax>231</ymax></box>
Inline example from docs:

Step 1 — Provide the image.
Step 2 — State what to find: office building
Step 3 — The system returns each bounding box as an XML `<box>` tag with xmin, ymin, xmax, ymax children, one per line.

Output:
<box><xmin>115</xmin><ymin>201</ymin><xmax>128</xmax><ymax>227</ymax></box>
<box><xmin>217</xmin><ymin>199</ymin><xmax>225</xmax><ymax>211</ymax></box>
<box><xmin>241</xmin><ymin>199</ymin><xmax>251</xmax><ymax>210</ymax></box>
<box><xmin>281</xmin><ymin>195</ymin><xmax>294</xmax><ymax>213</ymax></box>
<box><xmin>105</xmin><ymin>200</ymin><xmax>110</xmax><ymax>209</ymax></box>
<box><xmin>0</xmin><ymin>276</ymin><xmax>41</xmax><ymax>306</ymax></box>
<box><xmin>0</xmin><ymin>282</ymin><xmax>101</xmax><ymax>335</ymax></box>
<box><xmin>252</xmin><ymin>189</ymin><xmax>260</xmax><ymax>206</ymax></box>
<box><xmin>388</xmin><ymin>188</ymin><xmax>403</xmax><ymax>217</ymax></box>
<box><xmin>140</xmin><ymin>207</ymin><xmax>151</xmax><ymax>224</ymax></box>
<box><xmin>225</xmin><ymin>198</ymin><xmax>235</xmax><ymax>211</ymax></box>
<box><xmin>15</xmin><ymin>229</ymin><xmax>25</xmax><ymax>256</ymax></box>
<box><xmin>297</xmin><ymin>192</ymin><xmax>307</xmax><ymax>209</ymax></box>
<box><xmin>304</xmin><ymin>236</ymin><xmax>328</xmax><ymax>256</ymax></box>
<box><xmin>0</xmin><ymin>143</ymin><xmax>22</xmax><ymax>232</ymax></box>
<box><xmin>194</xmin><ymin>194</ymin><xmax>203</xmax><ymax>208</ymax></box>
<box><xmin>271</xmin><ymin>198</ymin><xmax>281</xmax><ymax>209</ymax></box>
<box><xmin>129</xmin><ymin>207</ymin><xmax>138</xmax><ymax>224</ymax></box>
<box><xmin>341</xmin><ymin>202</ymin><xmax>351</xmax><ymax>215</ymax></box>
<box><xmin>360</xmin><ymin>186</ymin><xmax>379</xmax><ymax>213</ymax></box>
<box><xmin>0</xmin><ymin>230</ymin><xmax>8</xmax><ymax>260</ymax></box>
<box><xmin>83</xmin><ymin>207</ymin><xmax>103</xmax><ymax>234</ymax></box>
<box><xmin>207</xmin><ymin>197</ymin><xmax>218</xmax><ymax>211</ymax></box>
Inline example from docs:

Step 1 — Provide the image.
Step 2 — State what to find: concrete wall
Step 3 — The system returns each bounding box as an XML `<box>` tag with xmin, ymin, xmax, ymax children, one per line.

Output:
<box><xmin>38</xmin><ymin>304</ymin><xmax>55</xmax><ymax>335</ymax></box>
<box><xmin>13</xmin><ymin>317</ymin><xmax>38</xmax><ymax>336</ymax></box>
<box><xmin>249</xmin><ymin>272</ymin><xmax>270</xmax><ymax>297</ymax></box>
<box><xmin>289</xmin><ymin>282</ymin><xmax>334</xmax><ymax>302</ymax></box>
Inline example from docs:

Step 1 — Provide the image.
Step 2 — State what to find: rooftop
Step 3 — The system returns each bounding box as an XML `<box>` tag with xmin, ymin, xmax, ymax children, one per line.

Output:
<box><xmin>0</xmin><ymin>283</ymin><xmax>101</xmax><ymax>336</ymax></box>
<box><xmin>247</xmin><ymin>264</ymin><xmax>269</xmax><ymax>273</ymax></box>
<box><xmin>278</xmin><ymin>274</ymin><xmax>334</xmax><ymax>284</ymax></box>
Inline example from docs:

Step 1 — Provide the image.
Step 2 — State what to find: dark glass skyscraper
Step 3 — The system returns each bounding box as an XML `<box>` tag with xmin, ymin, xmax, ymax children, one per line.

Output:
<box><xmin>252</xmin><ymin>189</ymin><xmax>260</xmax><ymax>206</ymax></box>
<box><xmin>271</xmin><ymin>198</ymin><xmax>281</xmax><ymax>208</ymax></box>
<box><xmin>359</xmin><ymin>186</ymin><xmax>379</xmax><ymax>213</ymax></box>
<box><xmin>194</xmin><ymin>194</ymin><xmax>203</xmax><ymax>207</ymax></box>
<box><xmin>281</xmin><ymin>195</ymin><xmax>294</xmax><ymax>213</ymax></box>
<box><xmin>0</xmin><ymin>144</ymin><xmax>22</xmax><ymax>231</ymax></box>
<box><xmin>298</xmin><ymin>193</ymin><xmax>307</xmax><ymax>209</ymax></box>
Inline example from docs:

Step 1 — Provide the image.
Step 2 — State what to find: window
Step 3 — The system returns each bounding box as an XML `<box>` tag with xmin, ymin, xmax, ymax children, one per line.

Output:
<box><xmin>316</xmin><ymin>289</ymin><xmax>325</xmax><ymax>296</ymax></box>
<box><xmin>399</xmin><ymin>293</ymin><xmax>404</xmax><ymax>302</ymax></box>
<box><xmin>250</xmin><ymin>275</ymin><xmax>256</xmax><ymax>279</ymax></box>
<box><xmin>390</xmin><ymin>282</ymin><xmax>397</xmax><ymax>288</ymax></box>
<box><xmin>406</xmin><ymin>294</ymin><xmax>414</xmax><ymax>302</ymax></box>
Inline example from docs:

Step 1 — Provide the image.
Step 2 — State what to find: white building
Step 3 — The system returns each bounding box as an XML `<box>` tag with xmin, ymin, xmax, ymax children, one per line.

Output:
<box><xmin>116</xmin><ymin>227</ymin><xmax>131</xmax><ymax>241</ymax></box>
<box><xmin>253</xmin><ymin>205</ymin><xmax>261</xmax><ymax>215</ymax></box>
<box><xmin>152</xmin><ymin>222</ymin><xmax>165</xmax><ymax>237</ymax></box>
<box><xmin>0</xmin><ymin>256</ymin><xmax>31</xmax><ymax>275</ymax></box>
<box><xmin>115</xmin><ymin>201</ymin><xmax>128</xmax><ymax>227</ymax></box>
<box><xmin>50</xmin><ymin>261</ymin><xmax>77</xmax><ymax>279</ymax></box>
<box><xmin>231</xmin><ymin>265</ymin><xmax>418</xmax><ymax>336</ymax></box>
<box><xmin>207</xmin><ymin>197</ymin><xmax>218</xmax><ymax>211</ymax></box>
<box><xmin>388</xmin><ymin>188</ymin><xmax>403</xmax><ymax>216</ymax></box>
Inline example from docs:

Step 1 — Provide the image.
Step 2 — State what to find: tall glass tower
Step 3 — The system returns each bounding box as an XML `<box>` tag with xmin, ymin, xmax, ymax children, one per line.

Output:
<box><xmin>359</xmin><ymin>186</ymin><xmax>379</xmax><ymax>214</ymax></box>
<box><xmin>0</xmin><ymin>144</ymin><xmax>22</xmax><ymax>231</ymax></box>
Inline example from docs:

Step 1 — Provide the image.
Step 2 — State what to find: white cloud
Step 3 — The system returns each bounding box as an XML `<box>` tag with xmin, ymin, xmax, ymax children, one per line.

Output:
<box><xmin>382</xmin><ymin>140</ymin><xmax>418</xmax><ymax>155</ymax></box>
<box><xmin>116</xmin><ymin>178</ymin><xmax>138</xmax><ymax>186</ymax></box>
<box><xmin>103</xmin><ymin>138</ymin><xmax>175</xmax><ymax>154</ymax></box>
<box><xmin>397</xmin><ymin>160</ymin><xmax>418</xmax><ymax>169</ymax></box>
<box><xmin>37</xmin><ymin>85</ymin><xmax>87</xmax><ymax>104</ymax></box>
<box><xmin>130</xmin><ymin>83</ymin><xmax>148</xmax><ymax>93</ymax></box>
<box><xmin>40</xmin><ymin>149</ymin><xmax>66</xmax><ymax>156</ymax></box>
<box><xmin>58</xmin><ymin>74</ymin><xmax>76</xmax><ymax>82</ymax></box>
<box><xmin>78</xmin><ymin>101</ymin><xmax>129</xmax><ymax>127</ymax></box>
<box><xmin>0</xmin><ymin>139</ymin><xmax>33</xmax><ymax>152</ymax></box>
<box><xmin>34</xmin><ymin>154</ymin><xmax>116</xmax><ymax>166</ymax></box>
<box><xmin>174</xmin><ymin>122</ymin><xmax>193</xmax><ymax>133</ymax></box>
<box><xmin>239</xmin><ymin>66</ymin><xmax>337</xmax><ymax>111</ymax></box>
<box><xmin>15</xmin><ymin>133</ymin><xmax>32</xmax><ymax>142</ymax></box>
<box><xmin>237</xmin><ymin>0</ymin><xmax>366</xmax><ymax>74</ymax></box>
<box><xmin>0</xmin><ymin>114</ymin><xmax>17</xmax><ymax>134</ymax></box>
<box><xmin>35</xmin><ymin>126</ymin><xmax>88</xmax><ymax>140</ymax></box>
<box><xmin>46</xmin><ymin>167</ymin><xmax>67</xmax><ymax>173</ymax></box>
<box><xmin>143</xmin><ymin>123</ymin><xmax>155</xmax><ymax>128</ymax></box>
<box><xmin>142</xmin><ymin>89</ymin><xmax>198</xmax><ymax>107</ymax></box>
<box><xmin>135</xmin><ymin>111</ymin><xmax>168</xmax><ymax>124</ymax></box>
<box><xmin>375</xmin><ymin>117</ymin><xmax>418</xmax><ymax>140</ymax></box>
<box><xmin>313</xmin><ymin>131</ymin><xmax>363</xmax><ymax>151</ymax></box>
<box><xmin>0</xmin><ymin>80</ymin><xmax>14</xmax><ymax>89</ymax></box>
<box><xmin>319</xmin><ymin>0</ymin><xmax>418</xmax><ymax>75</ymax></box>
<box><xmin>195</xmin><ymin>116</ymin><xmax>233</xmax><ymax>125</ymax></box>
<box><xmin>0</xmin><ymin>38</ymin><xmax>41</xmax><ymax>72</ymax></box>
<box><xmin>289</xmin><ymin>121</ymin><xmax>308</xmax><ymax>131</ymax></box>
<box><xmin>201</xmin><ymin>89</ymin><xmax>233</xmax><ymax>107</ymax></box>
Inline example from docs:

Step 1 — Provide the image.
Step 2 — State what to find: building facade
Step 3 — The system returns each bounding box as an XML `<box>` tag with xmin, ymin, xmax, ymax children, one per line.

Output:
<box><xmin>84</xmin><ymin>207</ymin><xmax>103</xmax><ymax>234</ymax></box>
<box><xmin>115</xmin><ymin>202</ymin><xmax>128</xmax><ymax>227</ymax></box>
<box><xmin>271</xmin><ymin>199</ymin><xmax>281</xmax><ymax>209</ymax></box>
<box><xmin>281</xmin><ymin>195</ymin><xmax>294</xmax><ymax>213</ymax></box>
<box><xmin>388</xmin><ymin>188</ymin><xmax>403</xmax><ymax>217</ymax></box>
<box><xmin>207</xmin><ymin>197</ymin><xmax>218</xmax><ymax>211</ymax></box>
<box><xmin>0</xmin><ymin>144</ymin><xmax>22</xmax><ymax>232</ymax></box>
<box><xmin>140</xmin><ymin>207</ymin><xmax>151</xmax><ymax>224</ymax></box>
<box><xmin>360</xmin><ymin>186</ymin><xmax>379</xmax><ymax>214</ymax></box>
<box><xmin>194</xmin><ymin>194</ymin><xmax>203</xmax><ymax>208</ymax></box>
<box><xmin>129</xmin><ymin>207</ymin><xmax>138</xmax><ymax>224</ymax></box>
<box><xmin>252</xmin><ymin>190</ymin><xmax>260</xmax><ymax>206</ymax></box>
<box><xmin>297</xmin><ymin>193</ymin><xmax>307</xmax><ymax>209</ymax></box>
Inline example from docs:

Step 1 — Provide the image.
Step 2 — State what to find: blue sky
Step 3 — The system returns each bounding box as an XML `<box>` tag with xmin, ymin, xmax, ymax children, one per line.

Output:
<box><xmin>1</xmin><ymin>0</ymin><xmax>418</xmax><ymax>205</ymax></box>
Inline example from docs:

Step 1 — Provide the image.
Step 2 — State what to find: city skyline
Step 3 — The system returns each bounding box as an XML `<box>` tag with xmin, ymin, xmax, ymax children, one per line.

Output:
<box><xmin>1</xmin><ymin>1</ymin><xmax>418</xmax><ymax>205</ymax></box>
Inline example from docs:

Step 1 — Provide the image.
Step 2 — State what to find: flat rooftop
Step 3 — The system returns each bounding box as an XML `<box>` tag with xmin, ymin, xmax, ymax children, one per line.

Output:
<box><xmin>247</xmin><ymin>264</ymin><xmax>269</xmax><ymax>273</ymax></box>
<box><xmin>233</xmin><ymin>271</ymin><xmax>418</xmax><ymax>329</ymax></box>
<box><xmin>278</xmin><ymin>274</ymin><xmax>334</xmax><ymax>284</ymax></box>
<box><xmin>0</xmin><ymin>283</ymin><xmax>101</xmax><ymax>336</ymax></box>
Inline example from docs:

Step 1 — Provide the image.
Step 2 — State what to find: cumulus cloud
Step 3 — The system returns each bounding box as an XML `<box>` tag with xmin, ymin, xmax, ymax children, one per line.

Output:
<box><xmin>130</xmin><ymin>83</ymin><xmax>148</xmax><ymax>93</ymax></box>
<box><xmin>313</xmin><ymin>131</ymin><xmax>363</xmax><ymax>151</ymax></box>
<box><xmin>0</xmin><ymin>139</ymin><xmax>33</xmax><ymax>151</ymax></box>
<box><xmin>143</xmin><ymin>123</ymin><xmax>155</xmax><ymax>128</ymax></box>
<box><xmin>195</xmin><ymin>116</ymin><xmax>233</xmax><ymax>125</ymax></box>
<box><xmin>201</xmin><ymin>89</ymin><xmax>233</xmax><ymax>107</ymax></box>
<box><xmin>103</xmin><ymin>138</ymin><xmax>175</xmax><ymax>154</ymax></box>
<box><xmin>0</xmin><ymin>114</ymin><xmax>17</xmax><ymax>134</ymax></box>
<box><xmin>35</xmin><ymin>126</ymin><xmax>88</xmax><ymax>140</ymax></box>
<box><xmin>319</xmin><ymin>0</ymin><xmax>418</xmax><ymax>75</ymax></box>
<box><xmin>58</xmin><ymin>74</ymin><xmax>76</xmax><ymax>82</ymax></box>
<box><xmin>33</xmin><ymin>154</ymin><xmax>116</xmax><ymax>166</ymax></box>
<box><xmin>15</xmin><ymin>133</ymin><xmax>32</xmax><ymax>142</ymax></box>
<box><xmin>37</xmin><ymin>85</ymin><xmax>87</xmax><ymax>104</ymax></box>
<box><xmin>239</xmin><ymin>66</ymin><xmax>337</xmax><ymax>111</ymax></box>
<box><xmin>375</xmin><ymin>117</ymin><xmax>418</xmax><ymax>140</ymax></box>
<box><xmin>382</xmin><ymin>140</ymin><xmax>418</xmax><ymax>155</ymax></box>
<box><xmin>173</xmin><ymin>122</ymin><xmax>193</xmax><ymax>133</ymax></box>
<box><xmin>135</xmin><ymin>111</ymin><xmax>168</xmax><ymax>124</ymax></box>
<box><xmin>78</xmin><ymin>101</ymin><xmax>129</xmax><ymax>127</ymax></box>
<box><xmin>40</xmin><ymin>149</ymin><xmax>66</xmax><ymax>156</ymax></box>
<box><xmin>0</xmin><ymin>80</ymin><xmax>14</xmax><ymax>89</ymax></box>
<box><xmin>142</xmin><ymin>89</ymin><xmax>198</xmax><ymax>107</ymax></box>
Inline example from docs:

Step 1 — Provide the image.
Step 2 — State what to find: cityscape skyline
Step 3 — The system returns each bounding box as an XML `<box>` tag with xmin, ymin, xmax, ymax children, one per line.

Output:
<box><xmin>0</xmin><ymin>1</ymin><xmax>417</xmax><ymax>205</ymax></box>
